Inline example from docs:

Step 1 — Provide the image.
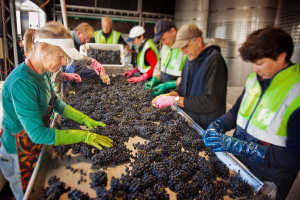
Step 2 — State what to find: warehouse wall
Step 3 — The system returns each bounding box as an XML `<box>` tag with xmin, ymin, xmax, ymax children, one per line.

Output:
<box><xmin>207</xmin><ymin>0</ymin><xmax>278</xmax><ymax>87</ymax></box>
<box><xmin>174</xmin><ymin>0</ymin><xmax>209</xmax><ymax>36</ymax></box>
<box><xmin>275</xmin><ymin>0</ymin><xmax>300</xmax><ymax>65</ymax></box>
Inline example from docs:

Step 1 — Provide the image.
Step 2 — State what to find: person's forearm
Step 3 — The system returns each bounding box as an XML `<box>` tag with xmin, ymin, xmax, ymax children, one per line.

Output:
<box><xmin>152</xmin><ymin>60</ymin><xmax>161</xmax><ymax>77</ymax></box>
<box><xmin>174</xmin><ymin>96</ymin><xmax>184</xmax><ymax>107</ymax></box>
<box><xmin>155</xmin><ymin>75</ymin><xmax>161</xmax><ymax>81</ymax></box>
<box><xmin>167</xmin><ymin>91</ymin><xmax>179</xmax><ymax>96</ymax></box>
<box><xmin>72</xmin><ymin>55</ymin><xmax>93</xmax><ymax>66</ymax></box>
<box><xmin>166</xmin><ymin>91</ymin><xmax>185</xmax><ymax>107</ymax></box>
<box><xmin>74</xmin><ymin>65</ymin><xmax>98</xmax><ymax>78</ymax></box>
<box><xmin>176</xmin><ymin>77</ymin><xmax>181</xmax><ymax>86</ymax></box>
<box><xmin>145</xmin><ymin>49</ymin><xmax>158</xmax><ymax>77</ymax></box>
<box><xmin>53</xmin><ymin>97</ymin><xmax>68</xmax><ymax>115</ymax></box>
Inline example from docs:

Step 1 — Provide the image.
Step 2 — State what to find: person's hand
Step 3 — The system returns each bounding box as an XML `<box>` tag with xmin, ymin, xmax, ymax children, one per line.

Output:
<box><xmin>145</xmin><ymin>76</ymin><xmax>160</xmax><ymax>91</ymax></box>
<box><xmin>61</xmin><ymin>73</ymin><xmax>81</xmax><ymax>82</ymax></box>
<box><xmin>151</xmin><ymin>94</ymin><xmax>169</xmax><ymax>106</ymax></box>
<box><xmin>84</xmin><ymin>131</ymin><xmax>112</xmax><ymax>150</ymax></box>
<box><xmin>122</xmin><ymin>67</ymin><xmax>139</xmax><ymax>78</ymax></box>
<box><xmin>91</xmin><ymin>59</ymin><xmax>105</xmax><ymax>76</ymax></box>
<box><xmin>55</xmin><ymin>129</ymin><xmax>113</xmax><ymax>150</ymax></box>
<box><xmin>151</xmin><ymin>81</ymin><xmax>176</xmax><ymax>96</ymax></box>
<box><xmin>128</xmin><ymin>73</ymin><xmax>150</xmax><ymax>84</ymax></box>
<box><xmin>63</xmin><ymin>105</ymin><xmax>105</xmax><ymax>130</ymax></box>
<box><xmin>100</xmin><ymin>72</ymin><xmax>110</xmax><ymax>85</ymax></box>
<box><xmin>207</xmin><ymin>118</ymin><xmax>228</xmax><ymax>134</ymax></box>
<box><xmin>203</xmin><ymin>132</ymin><xmax>267</xmax><ymax>164</ymax></box>
<box><xmin>152</xmin><ymin>95</ymin><xmax>175</xmax><ymax>109</ymax></box>
<box><xmin>83</xmin><ymin>117</ymin><xmax>106</xmax><ymax>130</ymax></box>
<box><xmin>124</xmin><ymin>48</ymin><xmax>129</xmax><ymax>57</ymax></box>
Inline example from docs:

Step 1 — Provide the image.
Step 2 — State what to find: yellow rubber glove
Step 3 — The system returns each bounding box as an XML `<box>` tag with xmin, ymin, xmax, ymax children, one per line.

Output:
<box><xmin>55</xmin><ymin>129</ymin><xmax>113</xmax><ymax>150</ymax></box>
<box><xmin>63</xmin><ymin>105</ymin><xmax>105</xmax><ymax>130</ymax></box>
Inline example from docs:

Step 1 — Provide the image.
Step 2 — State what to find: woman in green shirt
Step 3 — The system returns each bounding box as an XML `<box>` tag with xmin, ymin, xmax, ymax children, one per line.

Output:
<box><xmin>0</xmin><ymin>22</ymin><xmax>112</xmax><ymax>200</ymax></box>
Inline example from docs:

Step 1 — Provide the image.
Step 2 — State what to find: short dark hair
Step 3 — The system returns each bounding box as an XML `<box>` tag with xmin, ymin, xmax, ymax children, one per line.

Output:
<box><xmin>239</xmin><ymin>26</ymin><xmax>294</xmax><ymax>62</ymax></box>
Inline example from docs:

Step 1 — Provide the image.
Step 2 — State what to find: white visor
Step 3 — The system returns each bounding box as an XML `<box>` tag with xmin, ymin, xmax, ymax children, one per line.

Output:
<box><xmin>34</xmin><ymin>38</ymin><xmax>83</xmax><ymax>60</ymax></box>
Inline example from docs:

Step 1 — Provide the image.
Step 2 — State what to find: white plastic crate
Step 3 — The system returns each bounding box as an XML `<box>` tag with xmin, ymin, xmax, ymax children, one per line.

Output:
<box><xmin>80</xmin><ymin>43</ymin><xmax>125</xmax><ymax>67</ymax></box>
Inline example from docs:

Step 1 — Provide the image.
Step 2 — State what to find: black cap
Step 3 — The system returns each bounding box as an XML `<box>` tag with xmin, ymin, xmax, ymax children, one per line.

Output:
<box><xmin>153</xmin><ymin>18</ymin><xmax>175</xmax><ymax>43</ymax></box>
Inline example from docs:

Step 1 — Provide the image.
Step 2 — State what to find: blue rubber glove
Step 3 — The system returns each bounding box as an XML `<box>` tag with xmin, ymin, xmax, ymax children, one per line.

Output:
<box><xmin>207</xmin><ymin>117</ymin><xmax>228</xmax><ymax>133</ymax></box>
<box><xmin>203</xmin><ymin>132</ymin><xmax>267</xmax><ymax>164</ymax></box>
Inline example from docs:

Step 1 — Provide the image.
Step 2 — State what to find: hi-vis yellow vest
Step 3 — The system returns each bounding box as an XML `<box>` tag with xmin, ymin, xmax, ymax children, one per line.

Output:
<box><xmin>160</xmin><ymin>45</ymin><xmax>186</xmax><ymax>77</ymax></box>
<box><xmin>237</xmin><ymin>63</ymin><xmax>300</xmax><ymax>147</ymax></box>
<box><xmin>136</xmin><ymin>39</ymin><xmax>159</xmax><ymax>73</ymax></box>
<box><xmin>94</xmin><ymin>30</ymin><xmax>121</xmax><ymax>44</ymax></box>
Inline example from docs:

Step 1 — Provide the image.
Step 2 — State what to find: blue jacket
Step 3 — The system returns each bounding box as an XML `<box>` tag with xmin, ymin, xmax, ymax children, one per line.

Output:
<box><xmin>178</xmin><ymin>45</ymin><xmax>227</xmax><ymax>129</ymax></box>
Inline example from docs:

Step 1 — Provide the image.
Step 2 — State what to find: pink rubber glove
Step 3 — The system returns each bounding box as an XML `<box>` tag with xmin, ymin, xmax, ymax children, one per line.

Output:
<box><xmin>128</xmin><ymin>73</ymin><xmax>150</xmax><ymax>83</ymax></box>
<box><xmin>91</xmin><ymin>59</ymin><xmax>105</xmax><ymax>76</ymax></box>
<box><xmin>122</xmin><ymin>67</ymin><xmax>139</xmax><ymax>78</ymax></box>
<box><xmin>153</xmin><ymin>95</ymin><xmax>175</xmax><ymax>109</ymax></box>
<box><xmin>61</xmin><ymin>73</ymin><xmax>82</xmax><ymax>82</ymax></box>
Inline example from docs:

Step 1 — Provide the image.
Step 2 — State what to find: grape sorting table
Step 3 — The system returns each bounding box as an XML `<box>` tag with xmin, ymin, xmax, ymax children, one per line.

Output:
<box><xmin>23</xmin><ymin>77</ymin><xmax>277</xmax><ymax>200</ymax></box>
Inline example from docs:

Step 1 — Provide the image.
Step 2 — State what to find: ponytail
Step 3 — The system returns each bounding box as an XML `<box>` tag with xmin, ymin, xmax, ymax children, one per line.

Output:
<box><xmin>24</xmin><ymin>28</ymin><xmax>35</xmax><ymax>58</ymax></box>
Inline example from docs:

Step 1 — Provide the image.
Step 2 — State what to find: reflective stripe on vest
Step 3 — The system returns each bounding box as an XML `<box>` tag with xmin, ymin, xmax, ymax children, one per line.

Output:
<box><xmin>160</xmin><ymin>45</ymin><xmax>186</xmax><ymax>77</ymax></box>
<box><xmin>237</xmin><ymin>63</ymin><xmax>300</xmax><ymax>147</ymax></box>
<box><xmin>94</xmin><ymin>30</ymin><xmax>121</xmax><ymax>44</ymax></box>
<box><xmin>137</xmin><ymin>39</ymin><xmax>159</xmax><ymax>73</ymax></box>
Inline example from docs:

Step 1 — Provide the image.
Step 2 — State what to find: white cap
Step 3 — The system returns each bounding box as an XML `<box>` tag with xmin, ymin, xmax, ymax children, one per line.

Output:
<box><xmin>34</xmin><ymin>38</ymin><xmax>83</xmax><ymax>60</ymax></box>
<box><xmin>127</xmin><ymin>26</ymin><xmax>145</xmax><ymax>42</ymax></box>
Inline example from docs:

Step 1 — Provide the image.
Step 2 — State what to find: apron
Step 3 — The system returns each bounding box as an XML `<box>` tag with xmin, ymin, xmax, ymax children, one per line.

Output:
<box><xmin>0</xmin><ymin>59</ymin><xmax>56</xmax><ymax>194</ymax></box>
<box><xmin>51</xmin><ymin>68</ymin><xmax>63</xmax><ymax>95</ymax></box>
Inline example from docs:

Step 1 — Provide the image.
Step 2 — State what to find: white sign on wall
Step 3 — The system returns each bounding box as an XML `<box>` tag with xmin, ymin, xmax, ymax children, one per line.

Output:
<box><xmin>29</xmin><ymin>12</ymin><xmax>39</xmax><ymax>29</ymax></box>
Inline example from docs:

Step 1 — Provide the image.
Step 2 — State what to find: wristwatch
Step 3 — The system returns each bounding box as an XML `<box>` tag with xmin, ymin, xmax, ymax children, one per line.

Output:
<box><xmin>174</xmin><ymin>96</ymin><xmax>180</xmax><ymax>106</ymax></box>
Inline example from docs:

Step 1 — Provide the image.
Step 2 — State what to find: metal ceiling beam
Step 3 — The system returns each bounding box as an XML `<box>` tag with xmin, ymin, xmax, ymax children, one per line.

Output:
<box><xmin>53</xmin><ymin>4</ymin><xmax>174</xmax><ymax>24</ymax></box>
<box><xmin>55</xmin><ymin>11</ymin><xmax>166</xmax><ymax>23</ymax></box>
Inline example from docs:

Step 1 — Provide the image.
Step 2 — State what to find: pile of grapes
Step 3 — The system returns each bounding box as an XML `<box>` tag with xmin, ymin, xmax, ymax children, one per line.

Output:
<box><xmin>45</xmin><ymin>76</ymin><xmax>254</xmax><ymax>200</ymax></box>
<box><xmin>87</xmin><ymin>49</ymin><xmax>121</xmax><ymax>65</ymax></box>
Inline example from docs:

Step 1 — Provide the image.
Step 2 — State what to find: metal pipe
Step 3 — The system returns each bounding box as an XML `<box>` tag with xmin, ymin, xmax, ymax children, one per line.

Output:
<box><xmin>9</xmin><ymin>0</ymin><xmax>18</xmax><ymax>66</ymax></box>
<box><xmin>60</xmin><ymin>0</ymin><xmax>68</xmax><ymax>29</ymax></box>
<box><xmin>54</xmin><ymin>4</ymin><xmax>173</xmax><ymax>19</ymax></box>
<box><xmin>1</xmin><ymin>0</ymin><xmax>7</xmax><ymax>79</ymax></box>
<box><xmin>53</xmin><ymin>0</ymin><xmax>55</xmax><ymax>21</ymax></box>
<box><xmin>57</xmin><ymin>4</ymin><xmax>138</xmax><ymax>15</ymax></box>
<box><xmin>138</xmin><ymin>0</ymin><xmax>142</xmax><ymax>26</ymax></box>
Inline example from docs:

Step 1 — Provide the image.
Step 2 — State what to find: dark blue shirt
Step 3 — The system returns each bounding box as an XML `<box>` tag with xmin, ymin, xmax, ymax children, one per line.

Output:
<box><xmin>222</xmin><ymin>73</ymin><xmax>300</xmax><ymax>170</ymax></box>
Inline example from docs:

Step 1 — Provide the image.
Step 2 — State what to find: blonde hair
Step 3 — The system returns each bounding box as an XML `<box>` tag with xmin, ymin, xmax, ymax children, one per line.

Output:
<box><xmin>74</xmin><ymin>22</ymin><xmax>94</xmax><ymax>39</ymax></box>
<box><xmin>24</xmin><ymin>21</ymin><xmax>72</xmax><ymax>58</ymax></box>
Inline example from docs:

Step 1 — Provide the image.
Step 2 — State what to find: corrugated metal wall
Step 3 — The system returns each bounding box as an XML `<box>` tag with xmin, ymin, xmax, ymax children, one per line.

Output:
<box><xmin>275</xmin><ymin>0</ymin><xmax>300</xmax><ymax>65</ymax></box>
<box><xmin>207</xmin><ymin>0</ymin><xmax>278</xmax><ymax>86</ymax></box>
<box><xmin>174</xmin><ymin>0</ymin><xmax>209</xmax><ymax>36</ymax></box>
